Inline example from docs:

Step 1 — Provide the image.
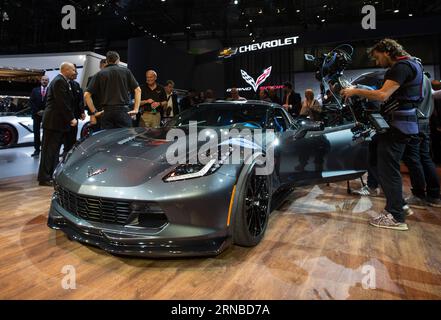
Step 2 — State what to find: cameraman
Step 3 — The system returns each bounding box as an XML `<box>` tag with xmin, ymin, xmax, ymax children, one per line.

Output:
<box><xmin>341</xmin><ymin>39</ymin><xmax>424</xmax><ymax>231</ymax></box>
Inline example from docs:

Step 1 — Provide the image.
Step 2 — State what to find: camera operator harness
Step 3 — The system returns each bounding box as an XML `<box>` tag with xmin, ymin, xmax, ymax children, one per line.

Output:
<box><xmin>306</xmin><ymin>45</ymin><xmax>424</xmax><ymax>139</ymax></box>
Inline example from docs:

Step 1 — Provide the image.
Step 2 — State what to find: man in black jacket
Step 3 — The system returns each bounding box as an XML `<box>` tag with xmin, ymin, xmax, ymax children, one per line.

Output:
<box><xmin>29</xmin><ymin>75</ymin><xmax>49</xmax><ymax>157</ymax></box>
<box><xmin>162</xmin><ymin>80</ymin><xmax>180</xmax><ymax>123</ymax></box>
<box><xmin>63</xmin><ymin>65</ymin><xmax>85</xmax><ymax>156</ymax></box>
<box><xmin>38</xmin><ymin>62</ymin><xmax>77</xmax><ymax>186</ymax></box>
<box><xmin>282</xmin><ymin>82</ymin><xmax>302</xmax><ymax>117</ymax></box>
<box><xmin>86</xmin><ymin>59</ymin><xmax>107</xmax><ymax>133</ymax></box>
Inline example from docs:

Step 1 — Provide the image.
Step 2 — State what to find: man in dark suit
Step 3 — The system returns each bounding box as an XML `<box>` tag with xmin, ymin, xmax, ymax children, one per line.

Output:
<box><xmin>38</xmin><ymin>62</ymin><xmax>77</xmax><ymax>186</ymax></box>
<box><xmin>29</xmin><ymin>75</ymin><xmax>49</xmax><ymax>157</ymax></box>
<box><xmin>63</xmin><ymin>65</ymin><xmax>86</xmax><ymax>157</ymax></box>
<box><xmin>282</xmin><ymin>82</ymin><xmax>302</xmax><ymax>117</ymax></box>
<box><xmin>86</xmin><ymin>59</ymin><xmax>107</xmax><ymax>133</ymax></box>
<box><xmin>162</xmin><ymin>80</ymin><xmax>180</xmax><ymax>123</ymax></box>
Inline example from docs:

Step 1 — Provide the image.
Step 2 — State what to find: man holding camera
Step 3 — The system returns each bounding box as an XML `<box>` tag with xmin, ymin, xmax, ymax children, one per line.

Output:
<box><xmin>341</xmin><ymin>39</ymin><xmax>425</xmax><ymax>231</ymax></box>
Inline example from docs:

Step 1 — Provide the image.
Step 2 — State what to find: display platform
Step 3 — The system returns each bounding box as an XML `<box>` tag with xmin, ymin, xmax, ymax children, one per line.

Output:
<box><xmin>0</xmin><ymin>153</ymin><xmax>440</xmax><ymax>299</ymax></box>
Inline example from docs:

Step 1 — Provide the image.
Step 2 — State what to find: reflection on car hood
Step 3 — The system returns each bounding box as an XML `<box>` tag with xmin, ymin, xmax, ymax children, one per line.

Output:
<box><xmin>58</xmin><ymin>126</ymin><xmax>266</xmax><ymax>188</ymax></box>
<box><xmin>77</xmin><ymin>127</ymin><xmax>174</xmax><ymax>162</ymax></box>
<box><xmin>60</xmin><ymin>128</ymin><xmax>176</xmax><ymax>187</ymax></box>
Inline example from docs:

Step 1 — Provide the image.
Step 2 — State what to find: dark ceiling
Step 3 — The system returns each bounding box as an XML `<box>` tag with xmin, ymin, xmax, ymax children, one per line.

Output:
<box><xmin>1</xmin><ymin>0</ymin><xmax>440</xmax><ymax>56</ymax></box>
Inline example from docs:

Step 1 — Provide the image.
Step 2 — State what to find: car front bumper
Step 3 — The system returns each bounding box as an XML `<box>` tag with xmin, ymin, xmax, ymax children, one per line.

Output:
<box><xmin>48</xmin><ymin>195</ymin><xmax>231</xmax><ymax>258</ymax></box>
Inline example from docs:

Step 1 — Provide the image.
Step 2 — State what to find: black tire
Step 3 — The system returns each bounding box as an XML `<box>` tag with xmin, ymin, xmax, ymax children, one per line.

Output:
<box><xmin>80</xmin><ymin>122</ymin><xmax>91</xmax><ymax>139</ymax></box>
<box><xmin>0</xmin><ymin>124</ymin><xmax>18</xmax><ymax>149</ymax></box>
<box><xmin>233</xmin><ymin>163</ymin><xmax>272</xmax><ymax>247</ymax></box>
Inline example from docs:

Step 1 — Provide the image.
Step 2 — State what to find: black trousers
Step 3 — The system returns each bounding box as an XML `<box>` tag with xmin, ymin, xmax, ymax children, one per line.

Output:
<box><xmin>101</xmin><ymin>107</ymin><xmax>132</xmax><ymax>129</ymax></box>
<box><xmin>63</xmin><ymin>124</ymin><xmax>78</xmax><ymax>156</ymax></box>
<box><xmin>402</xmin><ymin>122</ymin><xmax>441</xmax><ymax>200</ymax></box>
<box><xmin>366</xmin><ymin>134</ymin><xmax>381</xmax><ymax>189</ymax></box>
<box><xmin>32</xmin><ymin>114</ymin><xmax>42</xmax><ymax>152</ymax></box>
<box><xmin>38</xmin><ymin>128</ymin><xmax>67</xmax><ymax>182</ymax></box>
<box><xmin>376</xmin><ymin>129</ymin><xmax>412</xmax><ymax>223</ymax></box>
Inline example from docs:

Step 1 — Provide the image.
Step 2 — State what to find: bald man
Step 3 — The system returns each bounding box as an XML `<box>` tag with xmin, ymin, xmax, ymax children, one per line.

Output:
<box><xmin>29</xmin><ymin>75</ymin><xmax>49</xmax><ymax>157</ymax></box>
<box><xmin>38</xmin><ymin>62</ymin><xmax>77</xmax><ymax>186</ymax></box>
<box><xmin>139</xmin><ymin>70</ymin><xmax>167</xmax><ymax>128</ymax></box>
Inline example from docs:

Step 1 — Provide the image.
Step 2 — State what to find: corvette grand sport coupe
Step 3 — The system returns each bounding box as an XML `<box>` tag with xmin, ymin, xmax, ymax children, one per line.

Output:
<box><xmin>47</xmin><ymin>100</ymin><xmax>370</xmax><ymax>257</ymax></box>
<box><xmin>0</xmin><ymin>106</ymin><xmax>91</xmax><ymax>148</ymax></box>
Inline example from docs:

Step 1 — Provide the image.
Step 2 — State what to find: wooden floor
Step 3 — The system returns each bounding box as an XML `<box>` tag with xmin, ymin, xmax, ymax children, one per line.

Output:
<box><xmin>0</xmin><ymin>173</ymin><xmax>440</xmax><ymax>300</ymax></box>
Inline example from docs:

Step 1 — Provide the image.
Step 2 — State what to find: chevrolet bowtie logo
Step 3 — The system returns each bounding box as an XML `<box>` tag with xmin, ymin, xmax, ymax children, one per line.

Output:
<box><xmin>218</xmin><ymin>47</ymin><xmax>238</xmax><ymax>59</ymax></box>
<box><xmin>87</xmin><ymin>167</ymin><xmax>107</xmax><ymax>178</ymax></box>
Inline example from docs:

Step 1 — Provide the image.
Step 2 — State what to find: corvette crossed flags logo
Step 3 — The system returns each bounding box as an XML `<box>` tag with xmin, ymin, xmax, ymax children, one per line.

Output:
<box><xmin>240</xmin><ymin>66</ymin><xmax>272</xmax><ymax>92</ymax></box>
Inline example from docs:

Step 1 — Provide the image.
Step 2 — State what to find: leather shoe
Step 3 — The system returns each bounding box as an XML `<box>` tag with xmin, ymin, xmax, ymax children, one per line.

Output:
<box><xmin>31</xmin><ymin>151</ymin><xmax>40</xmax><ymax>157</ymax></box>
<box><xmin>38</xmin><ymin>180</ymin><xmax>53</xmax><ymax>187</ymax></box>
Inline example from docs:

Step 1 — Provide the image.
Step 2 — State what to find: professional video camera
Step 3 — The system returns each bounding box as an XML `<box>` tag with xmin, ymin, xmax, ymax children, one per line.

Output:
<box><xmin>305</xmin><ymin>44</ymin><xmax>390</xmax><ymax>139</ymax></box>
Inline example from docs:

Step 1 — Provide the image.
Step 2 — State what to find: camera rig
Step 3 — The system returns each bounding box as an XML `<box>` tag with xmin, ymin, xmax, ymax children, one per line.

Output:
<box><xmin>305</xmin><ymin>44</ymin><xmax>390</xmax><ymax>139</ymax></box>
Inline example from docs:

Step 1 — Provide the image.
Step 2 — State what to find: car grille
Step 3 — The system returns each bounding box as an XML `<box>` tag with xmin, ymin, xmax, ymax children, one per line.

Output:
<box><xmin>55</xmin><ymin>185</ymin><xmax>168</xmax><ymax>228</ymax></box>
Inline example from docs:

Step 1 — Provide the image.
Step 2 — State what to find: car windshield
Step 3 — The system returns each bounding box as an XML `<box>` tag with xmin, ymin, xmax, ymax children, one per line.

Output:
<box><xmin>15</xmin><ymin>107</ymin><xmax>32</xmax><ymax>117</ymax></box>
<box><xmin>166</xmin><ymin>103</ymin><xmax>270</xmax><ymax>129</ymax></box>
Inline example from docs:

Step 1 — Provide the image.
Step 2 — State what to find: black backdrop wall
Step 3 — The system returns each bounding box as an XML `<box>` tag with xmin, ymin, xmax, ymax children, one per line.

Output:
<box><xmin>128</xmin><ymin>15</ymin><xmax>440</xmax><ymax>100</ymax></box>
<box><xmin>128</xmin><ymin>37</ymin><xmax>195</xmax><ymax>91</ymax></box>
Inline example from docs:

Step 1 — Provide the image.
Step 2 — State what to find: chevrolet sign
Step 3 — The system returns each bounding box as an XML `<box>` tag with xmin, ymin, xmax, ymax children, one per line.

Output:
<box><xmin>219</xmin><ymin>36</ymin><xmax>300</xmax><ymax>59</ymax></box>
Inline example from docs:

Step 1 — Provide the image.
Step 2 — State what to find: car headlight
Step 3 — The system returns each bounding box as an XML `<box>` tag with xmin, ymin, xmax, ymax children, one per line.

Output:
<box><xmin>163</xmin><ymin>147</ymin><xmax>233</xmax><ymax>182</ymax></box>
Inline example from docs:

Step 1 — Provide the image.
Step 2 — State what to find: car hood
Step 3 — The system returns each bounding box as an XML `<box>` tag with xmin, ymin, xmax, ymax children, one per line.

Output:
<box><xmin>58</xmin><ymin>127</ymin><xmax>177</xmax><ymax>187</ymax></box>
<box><xmin>56</xmin><ymin>126</ymin><xmax>264</xmax><ymax>188</ymax></box>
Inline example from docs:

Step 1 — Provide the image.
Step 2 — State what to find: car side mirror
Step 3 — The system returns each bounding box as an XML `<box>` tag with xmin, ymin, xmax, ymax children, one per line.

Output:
<box><xmin>304</xmin><ymin>54</ymin><xmax>316</xmax><ymax>62</ymax></box>
<box><xmin>294</xmin><ymin>121</ymin><xmax>324</xmax><ymax>139</ymax></box>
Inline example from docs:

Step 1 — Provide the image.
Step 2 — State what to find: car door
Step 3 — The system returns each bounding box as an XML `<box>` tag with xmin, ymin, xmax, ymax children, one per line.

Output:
<box><xmin>275</xmin><ymin>107</ymin><xmax>369</xmax><ymax>187</ymax></box>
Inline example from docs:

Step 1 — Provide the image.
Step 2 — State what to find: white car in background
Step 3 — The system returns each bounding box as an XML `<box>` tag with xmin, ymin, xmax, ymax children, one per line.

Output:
<box><xmin>0</xmin><ymin>107</ymin><xmax>91</xmax><ymax>149</ymax></box>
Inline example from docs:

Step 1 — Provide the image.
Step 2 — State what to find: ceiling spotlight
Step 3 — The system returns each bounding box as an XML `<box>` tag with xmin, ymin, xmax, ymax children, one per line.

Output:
<box><xmin>249</xmin><ymin>32</ymin><xmax>253</xmax><ymax>36</ymax></box>
<box><xmin>408</xmin><ymin>13</ymin><xmax>413</xmax><ymax>16</ymax></box>
<box><xmin>249</xmin><ymin>19</ymin><xmax>253</xmax><ymax>23</ymax></box>
<box><xmin>394</xmin><ymin>9</ymin><xmax>400</xmax><ymax>13</ymax></box>
<box><xmin>234</xmin><ymin>0</ymin><xmax>238</xmax><ymax>5</ymax></box>
<box><xmin>296</xmin><ymin>9</ymin><xmax>301</xmax><ymax>13</ymax></box>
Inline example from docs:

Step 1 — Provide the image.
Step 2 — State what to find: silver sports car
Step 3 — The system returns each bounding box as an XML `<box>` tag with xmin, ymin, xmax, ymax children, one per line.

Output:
<box><xmin>0</xmin><ymin>106</ymin><xmax>91</xmax><ymax>149</ymax></box>
<box><xmin>47</xmin><ymin>100</ymin><xmax>369</xmax><ymax>257</ymax></box>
